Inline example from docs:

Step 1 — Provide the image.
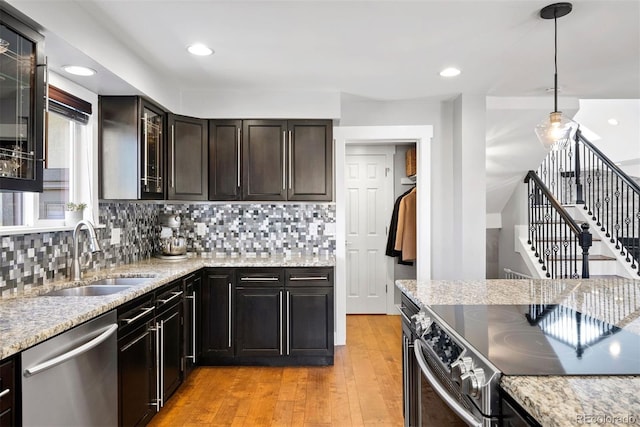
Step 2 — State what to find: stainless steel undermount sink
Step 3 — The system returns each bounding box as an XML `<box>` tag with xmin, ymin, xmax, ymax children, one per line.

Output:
<box><xmin>44</xmin><ymin>286</ymin><xmax>133</xmax><ymax>297</ymax></box>
<box><xmin>42</xmin><ymin>276</ymin><xmax>154</xmax><ymax>297</ymax></box>
<box><xmin>87</xmin><ymin>277</ymin><xmax>153</xmax><ymax>287</ymax></box>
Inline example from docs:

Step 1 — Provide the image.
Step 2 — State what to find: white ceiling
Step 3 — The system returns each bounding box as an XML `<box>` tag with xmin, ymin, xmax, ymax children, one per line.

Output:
<box><xmin>5</xmin><ymin>0</ymin><xmax>640</xmax><ymax>215</ymax></box>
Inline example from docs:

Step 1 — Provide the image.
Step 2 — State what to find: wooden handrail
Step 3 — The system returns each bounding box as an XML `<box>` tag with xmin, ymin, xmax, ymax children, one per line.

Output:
<box><xmin>524</xmin><ymin>170</ymin><xmax>582</xmax><ymax>236</ymax></box>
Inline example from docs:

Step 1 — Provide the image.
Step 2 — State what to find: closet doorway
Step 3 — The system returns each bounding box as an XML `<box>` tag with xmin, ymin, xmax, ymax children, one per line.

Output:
<box><xmin>345</xmin><ymin>145</ymin><xmax>394</xmax><ymax>314</ymax></box>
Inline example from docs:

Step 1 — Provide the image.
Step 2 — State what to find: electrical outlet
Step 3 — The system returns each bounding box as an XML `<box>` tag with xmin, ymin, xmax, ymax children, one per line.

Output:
<box><xmin>110</xmin><ymin>228</ymin><xmax>121</xmax><ymax>245</ymax></box>
<box><xmin>196</xmin><ymin>222</ymin><xmax>207</xmax><ymax>236</ymax></box>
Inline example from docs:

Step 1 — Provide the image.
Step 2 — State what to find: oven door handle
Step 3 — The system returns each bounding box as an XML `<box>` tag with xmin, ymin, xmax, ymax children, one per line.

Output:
<box><xmin>395</xmin><ymin>304</ymin><xmax>412</xmax><ymax>324</ymax></box>
<box><xmin>414</xmin><ymin>340</ymin><xmax>482</xmax><ymax>427</ymax></box>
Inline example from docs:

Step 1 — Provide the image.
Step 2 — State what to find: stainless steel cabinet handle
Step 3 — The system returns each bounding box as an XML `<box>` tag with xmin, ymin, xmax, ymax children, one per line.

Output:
<box><xmin>237</xmin><ymin>129</ymin><xmax>241</xmax><ymax>188</ymax></box>
<box><xmin>414</xmin><ymin>340</ymin><xmax>482</xmax><ymax>427</ymax></box>
<box><xmin>240</xmin><ymin>277</ymin><xmax>279</xmax><ymax>282</ymax></box>
<box><xmin>171</xmin><ymin>124</ymin><xmax>176</xmax><ymax>189</ymax></box>
<box><xmin>157</xmin><ymin>321</ymin><xmax>164</xmax><ymax>409</ymax></box>
<box><xmin>120</xmin><ymin>330</ymin><xmax>150</xmax><ymax>352</ymax></box>
<box><xmin>288</xmin><ymin>130</ymin><xmax>292</xmax><ymax>190</ymax></box>
<box><xmin>158</xmin><ymin>291</ymin><xmax>183</xmax><ymax>305</ymax></box>
<box><xmin>143</xmin><ymin>112</ymin><xmax>149</xmax><ymax>186</ymax></box>
<box><xmin>228</xmin><ymin>283</ymin><xmax>232</xmax><ymax>348</ymax></box>
<box><xmin>286</xmin><ymin>290</ymin><xmax>290</xmax><ymax>355</ymax></box>
<box><xmin>121</xmin><ymin>306</ymin><xmax>154</xmax><ymax>324</ymax></box>
<box><xmin>289</xmin><ymin>276</ymin><xmax>328</xmax><ymax>281</ymax></box>
<box><xmin>0</xmin><ymin>388</ymin><xmax>10</xmax><ymax>398</ymax></box>
<box><xmin>24</xmin><ymin>324</ymin><xmax>118</xmax><ymax>377</ymax></box>
<box><xmin>186</xmin><ymin>294</ymin><xmax>197</xmax><ymax>362</ymax></box>
<box><xmin>282</xmin><ymin>131</ymin><xmax>286</xmax><ymax>190</ymax></box>
<box><xmin>279</xmin><ymin>290</ymin><xmax>284</xmax><ymax>355</ymax></box>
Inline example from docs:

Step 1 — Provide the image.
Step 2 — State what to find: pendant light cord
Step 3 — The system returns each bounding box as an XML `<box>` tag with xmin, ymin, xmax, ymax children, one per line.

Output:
<box><xmin>554</xmin><ymin>11</ymin><xmax>558</xmax><ymax>113</ymax></box>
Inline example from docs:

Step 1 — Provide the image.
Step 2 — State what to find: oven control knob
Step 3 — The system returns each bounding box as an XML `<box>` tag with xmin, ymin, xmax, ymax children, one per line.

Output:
<box><xmin>450</xmin><ymin>357</ymin><xmax>473</xmax><ymax>384</ymax></box>
<box><xmin>460</xmin><ymin>368</ymin><xmax>485</xmax><ymax>398</ymax></box>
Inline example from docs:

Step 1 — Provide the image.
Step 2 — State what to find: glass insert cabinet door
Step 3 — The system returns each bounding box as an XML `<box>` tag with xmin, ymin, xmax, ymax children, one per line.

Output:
<box><xmin>141</xmin><ymin>102</ymin><xmax>164</xmax><ymax>196</ymax></box>
<box><xmin>0</xmin><ymin>10</ymin><xmax>45</xmax><ymax>192</ymax></box>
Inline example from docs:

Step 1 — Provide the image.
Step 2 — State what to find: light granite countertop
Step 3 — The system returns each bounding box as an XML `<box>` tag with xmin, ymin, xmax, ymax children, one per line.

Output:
<box><xmin>0</xmin><ymin>254</ymin><xmax>334</xmax><ymax>361</ymax></box>
<box><xmin>396</xmin><ymin>278</ymin><xmax>640</xmax><ymax>427</ymax></box>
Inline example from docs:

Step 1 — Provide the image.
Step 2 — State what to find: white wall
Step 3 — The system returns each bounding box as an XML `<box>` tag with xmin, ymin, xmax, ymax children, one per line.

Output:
<box><xmin>178</xmin><ymin>89</ymin><xmax>341</xmax><ymax>119</ymax></box>
<box><xmin>452</xmin><ymin>94</ymin><xmax>487</xmax><ymax>279</ymax></box>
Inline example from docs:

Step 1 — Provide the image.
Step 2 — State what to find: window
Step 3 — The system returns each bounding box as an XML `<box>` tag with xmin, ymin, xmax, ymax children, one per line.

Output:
<box><xmin>0</xmin><ymin>83</ymin><xmax>93</xmax><ymax>229</ymax></box>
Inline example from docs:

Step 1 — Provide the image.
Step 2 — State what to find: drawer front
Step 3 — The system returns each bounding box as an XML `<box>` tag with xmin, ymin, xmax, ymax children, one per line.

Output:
<box><xmin>285</xmin><ymin>267</ymin><xmax>333</xmax><ymax>287</ymax></box>
<box><xmin>236</xmin><ymin>268</ymin><xmax>284</xmax><ymax>286</ymax></box>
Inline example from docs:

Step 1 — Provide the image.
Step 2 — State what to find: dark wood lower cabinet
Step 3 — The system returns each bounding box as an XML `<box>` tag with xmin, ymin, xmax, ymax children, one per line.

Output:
<box><xmin>156</xmin><ymin>283</ymin><xmax>183</xmax><ymax>405</ymax></box>
<box><xmin>200</xmin><ymin>267</ymin><xmax>334</xmax><ymax>366</ymax></box>
<box><xmin>235</xmin><ymin>287</ymin><xmax>283</xmax><ymax>357</ymax></box>
<box><xmin>118</xmin><ymin>295</ymin><xmax>156</xmax><ymax>427</ymax></box>
<box><xmin>200</xmin><ymin>269</ymin><xmax>234</xmax><ymax>363</ymax></box>
<box><xmin>0</xmin><ymin>357</ymin><xmax>16</xmax><ymax>427</ymax></box>
<box><xmin>287</xmin><ymin>287</ymin><xmax>333</xmax><ymax>357</ymax></box>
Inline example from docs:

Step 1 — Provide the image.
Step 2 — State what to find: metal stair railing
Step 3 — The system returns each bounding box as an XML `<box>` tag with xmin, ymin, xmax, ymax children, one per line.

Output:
<box><xmin>537</xmin><ymin>128</ymin><xmax>639</xmax><ymax>276</ymax></box>
<box><xmin>524</xmin><ymin>170</ymin><xmax>592</xmax><ymax>278</ymax></box>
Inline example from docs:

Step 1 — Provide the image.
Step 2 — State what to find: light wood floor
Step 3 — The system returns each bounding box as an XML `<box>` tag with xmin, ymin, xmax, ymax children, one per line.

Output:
<box><xmin>149</xmin><ymin>315</ymin><xmax>403</xmax><ymax>427</ymax></box>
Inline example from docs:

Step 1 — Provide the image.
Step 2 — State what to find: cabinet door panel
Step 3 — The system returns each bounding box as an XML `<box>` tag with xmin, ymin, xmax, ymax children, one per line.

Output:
<box><xmin>236</xmin><ymin>288</ymin><xmax>282</xmax><ymax>357</ymax></box>
<box><xmin>201</xmin><ymin>269</ymin><xmax>234</xmax><ymax>359</ymax></box>
<box><xmin>0</xmin><ymin>12</ymin><xmax>44</xmax><ymax>192</ymax></box>
<box><xmin>118</xmin><ymin>324</ymin><xmax>154</xmax><ymax>427</ymax></box>
<box><xmin>288</xmin><ymin>120</ymin><xmax>333</xmax><ymax>201</ymax></box>
<box><xmin>168</xmin><ymin>115</ymin><xmax>208</xmax><ymax>200</ymax></box>
<box><xmin>242</xmin><ymin>120</ymin><xmax>286</xmax><ymax>201</ymax></box>
<box><xmin>288</xmin><ymin>287</ymin><xmax>333</xmax><ymax>356</ymax></box>
<box><xmin>209</xmin><ymin>120</ymin><xmax>242</xmax><ymax>200</ymax></box>
<box><xmin>160</xmin><ymin>304</ymin><xmax>182</xmax><ymax>402</ymax></box>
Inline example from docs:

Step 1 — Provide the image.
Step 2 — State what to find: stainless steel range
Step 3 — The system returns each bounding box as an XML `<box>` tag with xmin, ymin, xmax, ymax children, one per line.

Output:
<box><xmin>401</xmin><ymin>296</ymin><xmax>640</xmax><ymax>426</ymax></box>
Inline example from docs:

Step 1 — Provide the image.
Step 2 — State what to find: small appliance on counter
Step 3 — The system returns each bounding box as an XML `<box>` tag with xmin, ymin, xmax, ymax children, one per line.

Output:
<box><xmin>156</xmin><ymin>213</ymin><xmax>188</xmax><ymax>261</ymax></box>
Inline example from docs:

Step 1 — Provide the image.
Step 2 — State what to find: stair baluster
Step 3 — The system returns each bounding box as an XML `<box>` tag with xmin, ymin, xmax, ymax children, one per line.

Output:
<box><xmin>525</xmin><ymin>171</ymin><xmax>592</xmax><ymax>278</ymax></box>
<box><xmin>535</xmin><ymin>129</ymin><xmax>640</xmax><ymax>276</ymax></box>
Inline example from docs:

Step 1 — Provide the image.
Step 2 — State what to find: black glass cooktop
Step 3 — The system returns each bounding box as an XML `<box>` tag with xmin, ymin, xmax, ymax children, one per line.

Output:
<box><xmin>428</xmin><ymin>304</ymin><xmax>640</xmax><ymax>376</ymax></box>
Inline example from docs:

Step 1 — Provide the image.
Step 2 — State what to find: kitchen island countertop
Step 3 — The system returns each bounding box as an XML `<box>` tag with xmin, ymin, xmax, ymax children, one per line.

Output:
<box><xmin>396</xmin><ymin>278</ymin><xmax>640</xmax><ymax>427</ymax></box>
<box><xmin>0</xmin><ymin>254</ymin><xmax>334</xmax><ymax>360</ymax></box>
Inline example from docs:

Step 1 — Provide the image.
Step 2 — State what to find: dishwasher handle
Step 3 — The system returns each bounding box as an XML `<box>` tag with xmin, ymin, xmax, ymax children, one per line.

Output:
<box><xmin>24</xmin><ymin>324</ymin><xmax>118</xmax><ymax>377</ymax></box>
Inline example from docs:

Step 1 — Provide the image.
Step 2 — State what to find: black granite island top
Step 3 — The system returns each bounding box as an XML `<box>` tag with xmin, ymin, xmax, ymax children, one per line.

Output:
<box><xmin>0</xmin><ymin>254</ymin><xmax>334</xmax><ymax>360</ymax></box>
<box><xmin>396</xmin><ymin>278</ymin><xmax>640</xmax><ymax>427</ymax></box>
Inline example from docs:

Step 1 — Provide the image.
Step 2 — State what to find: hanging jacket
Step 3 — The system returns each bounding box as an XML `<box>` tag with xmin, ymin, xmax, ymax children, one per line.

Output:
<box><xmin>385</xmin><ymin>187</ymin><xmax>414</xmax><ymax>265</ymax></box>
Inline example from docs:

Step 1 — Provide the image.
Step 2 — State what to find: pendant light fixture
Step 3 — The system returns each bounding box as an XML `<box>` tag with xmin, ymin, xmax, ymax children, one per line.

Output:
<box><xmin>535</xmin><ymin>2</ymin><xmax>575</xmax><ymax>151</ymax></box>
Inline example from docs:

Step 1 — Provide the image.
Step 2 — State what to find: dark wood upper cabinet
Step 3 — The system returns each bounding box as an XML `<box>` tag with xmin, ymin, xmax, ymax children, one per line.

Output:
<box><xmin>0</xmin><ymin>10</ymin><xmax>45</xmax><ymax>193</ymax></box>
<box><xmin>167</xmin><ymin>114</ymin><xmax>208</xmax><ymax>200</ymax></box>
<box><xmin>99</xmin><ymin>96</ymin><xmax>165</xmax><ymax>200</ymax></box>
<box><xmin>287</xmin><ymin>120</ymin><xmax>333</xmax><ymax>201</ymax></box>
<box><xmin>209</xmin><ymin>120</ymin><xmax>242</xmax><ymax>201</ymax></box>
<box><xmin>240</xmin><ymin>119</ymin><xmax>333</xmax><ymax>202</ymax></box>
<box><xmin>242</xmin><ymin>120</ymin><xmax>287</xmax><ymax>201</ymax></box>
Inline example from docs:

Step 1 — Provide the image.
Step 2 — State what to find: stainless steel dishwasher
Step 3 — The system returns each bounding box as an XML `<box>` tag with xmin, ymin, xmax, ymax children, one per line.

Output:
<box><xmin>21</xmin><ymin>310</ymin><xmax>118</xmax><ymax>426</ymax></box>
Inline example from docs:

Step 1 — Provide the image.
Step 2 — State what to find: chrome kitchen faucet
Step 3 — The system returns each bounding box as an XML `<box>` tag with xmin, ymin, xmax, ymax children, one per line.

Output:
<box><xmin>71</xmin><ymin>220</ymin><xmax>102</xmax><ymax>281</ymax></box>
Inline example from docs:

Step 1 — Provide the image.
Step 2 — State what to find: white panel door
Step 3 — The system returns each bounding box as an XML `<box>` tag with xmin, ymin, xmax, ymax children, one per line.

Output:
<box><xmin>345</xmin><ymin>149</ymin><xmax>392</xmax><ymax>314</ymax></box>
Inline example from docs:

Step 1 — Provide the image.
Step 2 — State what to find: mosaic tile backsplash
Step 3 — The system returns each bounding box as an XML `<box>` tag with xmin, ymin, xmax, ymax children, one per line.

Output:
<box><xmin>1</xmin><ymin>201</ymin><xmax>335</xmax><ymax>296</ymax></box>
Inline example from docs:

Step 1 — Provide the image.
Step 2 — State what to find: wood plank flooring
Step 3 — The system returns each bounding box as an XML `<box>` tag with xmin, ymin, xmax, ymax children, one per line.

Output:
<box><xmin>149</xmin><ymin>314</ymin><xmax>403</xmax><ymax>427</ymax></box>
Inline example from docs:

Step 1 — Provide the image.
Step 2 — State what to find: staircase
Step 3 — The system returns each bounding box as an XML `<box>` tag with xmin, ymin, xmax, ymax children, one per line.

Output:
<box><xmin>517</xmin><ymin>129</ymin><xmax>640</xmax><ymax>279</ymax></box>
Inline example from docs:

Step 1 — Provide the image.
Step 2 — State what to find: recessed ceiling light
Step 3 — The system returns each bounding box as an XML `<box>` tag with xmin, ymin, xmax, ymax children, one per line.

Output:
<box><xmin>187</xmin><ymin>44</ymin><xmax>213</xmax><ymax>56</ymax></box>
<box><xmin>439</xmin><ymin>67</ymin><xmax>461</xmax><ymax>77</ymax></box>
<box><xmin>608</xmin><ymin>118</ymin><xmax>619</xmax><ymax>126</ymax></box>
<box><xmin>62</xmin><ymin>65</ymin><xmax>96</xmax><ymax>76</ymax></box>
